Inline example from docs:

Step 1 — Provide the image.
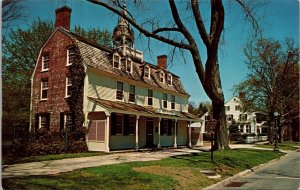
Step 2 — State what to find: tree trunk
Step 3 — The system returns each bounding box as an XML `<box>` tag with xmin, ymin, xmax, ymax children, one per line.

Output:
<box><xmin>212</xmin><ymin>101</ymin><xmax>229</xmax><ymax>150</ymax></box>
<box><xmin>268</xmin><ymin>112</ymin><xmax>274</xmax><ymax>144</ymax></box>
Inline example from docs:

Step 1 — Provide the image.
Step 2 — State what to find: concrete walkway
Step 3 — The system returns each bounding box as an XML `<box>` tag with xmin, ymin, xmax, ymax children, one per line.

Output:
<box><xmin>2</xmin><ymin>148</ymin><xmax>200</xmax><ymax>178</ymax></box>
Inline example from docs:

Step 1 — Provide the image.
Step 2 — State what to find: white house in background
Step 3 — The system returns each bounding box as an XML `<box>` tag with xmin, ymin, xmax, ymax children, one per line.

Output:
<box><xmin>201</xmin><ymin>96</ymin><xmax>268</xmax><ymax>135</ymax></box>
<box><xmin>190</xmin><ymin>120</ymin><xmax>204</xmax><ymax>146</ymax></box>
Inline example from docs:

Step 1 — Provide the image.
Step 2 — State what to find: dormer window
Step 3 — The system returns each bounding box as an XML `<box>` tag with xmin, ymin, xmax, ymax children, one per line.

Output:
<box><xmin>126</xmin><ymin>58</ymin><xmax>132</xmax><ymax>73</ymax></box>
<box><xmin>42</xmin><ymin>53</ymin><xmax>49</xmax><ymax>71</ymax></box>
<box><xmin>159</xmin><ymin>71</ymin><xmax>165</xmax><ymax>83</ymax></box>
<box><xmin>167</xmin><ymin>74</ymin><xmax>172</xmax><ymax>85</ymax></box>
<box><xmin>113</xmin><ymin>54</ymin><xmax>120</xmax><ymax>68</ymax></box>
<box><xmin>67</xmin><ymin>47</ymin><xmax>76</xmax><ymax>66</ymax></box>
<box><xmin>144</xmin><ymin>65</ymin><xmax>150</xmax><ymax>79</ymax></box>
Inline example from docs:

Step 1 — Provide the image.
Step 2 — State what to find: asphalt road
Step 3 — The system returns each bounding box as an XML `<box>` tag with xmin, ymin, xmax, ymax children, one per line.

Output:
<box><xmin>216</xmin><ymin>151</ymin><xmax>300</xmax><ymax>190</ymax></box>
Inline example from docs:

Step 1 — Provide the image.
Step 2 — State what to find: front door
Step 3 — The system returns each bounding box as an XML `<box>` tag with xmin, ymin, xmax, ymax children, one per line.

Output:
<box><xmin>146</xmin><ymin>119</ymin><xmax>153</xmax><ymax>147</ymax></box>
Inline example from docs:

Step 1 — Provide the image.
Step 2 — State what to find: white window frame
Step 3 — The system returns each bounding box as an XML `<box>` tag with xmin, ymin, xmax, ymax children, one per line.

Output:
<box><xmin>113</xmin><ymin>54</ymin><xmax>120</xmax><ymax>69</ymax></box>
<box><xmin>148</xmin><ymin>89</ymin><xmax>153</xmax><ymax>106</ymax></box>
<box><xmin>39</xmin><ymin>115</ymin><xmax>47</xmax><ymax>129</ymax></box>
<box><xmin>67</xmin><ymin>47</ymin><xmax>76</xmax><ymax>66</ymax></box>
<box><xmin>64</xmin><ymin>112</ymin><xmax>72</xmax><ymax>129</ymax></box>
<box><xmin>116</xmin><ymin>81</ymin><xmax>123</xmax><ymax>100</ymax></box>
<box><xmin>129</xmin><ymin>84</ymin><xmax>135</xmax><ymax>103</ymax></box>
<box><xmin>65</xmin><ymin>77</ymin><xmax>72</xmax><ymax>98</ymax></box>
<box><xmin>171</xmin><ymin>95</ymin><xmax>175</xmax><ymax>110</ymax></box>
<box><xmin>167</xmin><ymin>74</ymin><xmax>172</xmax><ymax>85</ymax></box>
<box><xmin>163</xmin><ymin>93</ymin><xmax>168</xmax><ymax>108</ymax></box>
<box><xmin>144</xmin><ymin>65</ymin><xmax>150</xmax><ymax>79</ymax></box>
<box><xmin>41</xmin><ymin>54</ymin><xmax>49</xmax><ymax>71</ymax></box>
<box><xmin>159</xmin><ymin>71</ymin><xmax>165</xmax><ymax>83</ymax></box>
<box><xmin>126</xmin><ymin>58</ymin><xmax>132</xmax><ymax>73</ymax></box>
<box><xmin>41</xmin><ymin>79</ymin><xmax>48</xmax><ymax>100</ymax></box>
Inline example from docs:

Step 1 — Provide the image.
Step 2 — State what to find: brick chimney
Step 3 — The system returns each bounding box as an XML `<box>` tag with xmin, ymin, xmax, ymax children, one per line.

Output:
<box><xmin>157</xmin><ymin>55</ymin><xmax>167</xmax><ymax>69</ymax></box>
<box><xmin>55</xmin><ymin>6</ymin><xmax>72</xmax><ymax>30</ymax></box>
<box><xmin>239</xmin><ymin>92</ymin><xmax>246</xmax><ymax>99</ymax></box>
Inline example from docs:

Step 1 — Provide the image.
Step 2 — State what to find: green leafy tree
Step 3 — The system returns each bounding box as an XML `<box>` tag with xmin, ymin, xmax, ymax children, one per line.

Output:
<box><xmin>234</xmin><ymin>38</ymin><xmax>299</xmax><ymax>143</ymax></box>
<box><xmin>74</xmin><ymin>25</ymin><xmax>111</xmax><ymax>47</ymax></box>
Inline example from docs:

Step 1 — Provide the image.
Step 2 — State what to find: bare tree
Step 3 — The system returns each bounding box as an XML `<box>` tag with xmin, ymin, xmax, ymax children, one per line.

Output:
<box><xmin>234</xmin><ymin>38</ymin><xmax>299</xmax><ymax>144</ymax></box>
<box><xmin>2</xmin><ymin>0</ymin><xmax>23</xmax><ymax>30</ymax></box>
<box><xmin>87</xmin><ymin>0</ymin><xmax>260</xmax><ymax>150</ymax></box>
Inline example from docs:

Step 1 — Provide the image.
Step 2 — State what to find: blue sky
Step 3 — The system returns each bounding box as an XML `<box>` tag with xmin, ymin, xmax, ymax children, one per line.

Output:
<box><xmin>14</xmin><ymin>0</ymin><xmax>299</xmax><ymax>104</ymax></box>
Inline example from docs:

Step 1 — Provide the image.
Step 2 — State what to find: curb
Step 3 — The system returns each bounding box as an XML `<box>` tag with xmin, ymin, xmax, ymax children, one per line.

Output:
<box><xmin>203</xmin><ymin>152</ymin><xmax>287</xmax><ymax>190</ymax></box>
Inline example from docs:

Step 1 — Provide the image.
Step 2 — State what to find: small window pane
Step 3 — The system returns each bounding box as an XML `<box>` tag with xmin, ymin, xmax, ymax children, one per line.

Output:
<box><xmin>116</xmin><ymin>81</ymin><xmax>123</xmax><ymax>100</ymax></box>
<box><xmin>148</xmin><ymin>89</ymin><xmax>153</xmax><ymax>106</ymax></box>
<box><xmin>42</xmin><ymin>54</ymin><xmax>49</xmax><ymax>71</ymax></box>
<box><xmin>129</xmin><ymin>85</ymin><xmax>135</xmax><ymax>102</ymax></box>
<box><xmin>68</xmin><ymin>47</ymin><xmax>76</xmax><ymax>65</ymax></box>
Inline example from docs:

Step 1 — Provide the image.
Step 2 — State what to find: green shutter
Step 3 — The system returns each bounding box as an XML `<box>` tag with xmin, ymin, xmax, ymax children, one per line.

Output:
<box><xmin>124</xmin><ymin>114</ymin><xmax>129</xmax><ymax>135</ymax></box>
<box><xmin>60</xmin><ymin>112</ymin><xmax>64</xmax><ymax>132</ymax></box>
<box><xmin>111</xmin><ymin>113</ymin><xmax>116</xmax><ymax>135</ymax></box>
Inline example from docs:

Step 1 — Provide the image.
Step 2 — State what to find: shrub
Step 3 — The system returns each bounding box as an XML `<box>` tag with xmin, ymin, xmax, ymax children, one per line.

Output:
<box><xmin>12</xmin><ymin>127</ymin><xmax>88</xmax><ymax>157</ymax></box>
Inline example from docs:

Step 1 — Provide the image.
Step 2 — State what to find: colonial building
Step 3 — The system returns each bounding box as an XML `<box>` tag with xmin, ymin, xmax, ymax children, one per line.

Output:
<box><xmin>201</xmin><ymin>95</ymin><xmax>268</xmax><ymax>135</ymax></box>
<box><xmin>30</xmin><ymin>6</ymin><xmax>199</xmax><ymax>152</ymax></box>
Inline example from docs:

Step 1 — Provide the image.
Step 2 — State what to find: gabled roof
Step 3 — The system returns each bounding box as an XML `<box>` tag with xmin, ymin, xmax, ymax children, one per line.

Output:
<box><xmin>57</xmin><ymin>27</ymin><xmax>188</xmax><ymax>95</ymax></box>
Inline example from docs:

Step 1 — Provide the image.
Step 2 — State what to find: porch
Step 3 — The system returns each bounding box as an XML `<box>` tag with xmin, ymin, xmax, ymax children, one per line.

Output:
<box><xmin>86</xmin><ymin>97</ymin><xmax>199</xmax><ymax>152</ymax></box>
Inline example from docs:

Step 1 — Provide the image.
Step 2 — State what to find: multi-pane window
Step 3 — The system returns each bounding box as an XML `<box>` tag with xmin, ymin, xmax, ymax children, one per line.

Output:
<box><xmin>159</xmin><ymin>71</ymin><xmax>164</xmax><ymax>83</ymax></box>
<box><xmin>128</xmin><ymin>116</ymin><xmax>135</xmax><ymax>135</ymax></box>
<box><xmin>226</xmin><ymin>114</ymin><xmax>233</xmax><ymax>121</ymax></box>
<box><xmin>42</xmin><ymin>54</ymin><xmax>49</xmax><ymax>71</ymax></box>
<box><xmin>115</xmin><ymin>114</ymin><xmax>123</xmax><ymax>135</ymax></box>
<box><xmin>126</xmin><ymin>58</ymin><xmax>132</xmax><ymax>73</ymax></box>
<box><xmin>163</xmin><ymin>93</ymin><xmax>168</xmax><ymax>108</ymax></box>
<box><xmin>40</xmin><ymin>115</ymin><xmax>47</xmax><ymax>128</ymax></box>
<box><xmin>239</xmin><ymin>114</ymin><xmax>247</xmax><ymax>122</ymax></box>
<box><xmin>41</xmin><ymin>78</ymin><xmax>48</xmax><ymax>100</ymax></box>
<box><xmin>116</xmin><ymin>81</ymin><xmax>123</xmax><ymax>100</ymax></box>
<box><xmin>113</xmin><ymin>54</ymin><xmax>120</xmax><ymax>68</ymax></box>
<box><xmin>160</xmin><ymin>119</ymin><xmax>174</xmax><ymax>136</ymax></box>
<box><xmin>167</xmin><ymin>74</ymin><xmax>172</xmax><ymax>85</ymax></box>
<box><xmin>171</xmin><ymin>95</ymin><xmax>175</xmax><ymax>109</ymax></box>
<box><xmin>246</xmin><ymin>125</ymin><xmax>251</xmax><ymax>133</ymax></box>
<box><xmin>225</xmin><ymin>106</ymin><xmax>230</xmax><ymax>111</ymax></box>
<box><xmin>235</xmin><ymin>105</ymin><xmax>241</xmax><ymax>111</ymax></box>
<box><xmin>67</xmin><ymin>47</ymin><xmax>76</xmax><ymax>66</ymax></box>
<box><xmin>148</xmin><ymin>89</ymin><xmax>153</xmax><ymax>106</ymax></box>
<box><xmin>144</xmin><ymin>65</ymin><xmax>150</xmax><ymax>78</ymax></box>
<box><xmin>129</xmin><ymin>85</ymin><xmax>135</xmax><ymax>102</ymax></box>
<box><xmin>66</xmin><ymin>77</ymin><xmax>72</xmax><ymax>97</ymax></box>
<box><xmin>65</xmin><ymin>113</ymin><xmax>72</xmax><ymax>129</ymax></box>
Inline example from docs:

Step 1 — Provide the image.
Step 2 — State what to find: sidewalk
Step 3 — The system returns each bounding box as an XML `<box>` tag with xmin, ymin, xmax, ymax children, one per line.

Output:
<box><xmin>2</xmin><ymin>148</ymin><xmax>200</xmax><ymax>178</ymax></box>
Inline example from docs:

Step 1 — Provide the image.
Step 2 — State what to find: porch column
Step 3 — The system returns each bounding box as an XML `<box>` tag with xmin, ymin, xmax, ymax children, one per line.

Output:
<box><xmin>188</xmin><ymin>121</ymin><xmax>192</xmax><ymax>148</ymax></box>
<box><xmin>157</xmin><ymin>117</ymin><xmax>161</xmax><ymax>149</ymax></box>
<box><xmin>174</xmin><ymin>119</ymin><xmax>177</xmax><ymax>148</ymax></box>
<box><xmin>105</xmin><ymin>114</ymin><xmax>110</xmax><ymax>152</ymax></box>
<box><xmin>135</xmin><ymin>115</ymin><xmax>140</xmax><ymax>151</ymax></box>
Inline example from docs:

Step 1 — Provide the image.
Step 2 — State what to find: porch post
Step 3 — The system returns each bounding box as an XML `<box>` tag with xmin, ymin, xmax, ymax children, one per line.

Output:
<box><xmin>188</xmin><ymin>121</ymin><xmax>192</xmax><ymax>148</ymax></box>
<box><xmin>157</xmin><ymin>117</ymin><xmax>161</xmax><ymax>149</ymax></box>
<box><xmin>135</xmin><ymin>115</ymin><xmax>140</xmax><ymax>151</ymax></box>
<box><xmin>105</xmin><ymin>114</ymin><xmax>110</xmax><ymax>152</ymax></box>
<box><xmin>174</xmin><ymin>119</ymin><xmax>177</xmax><ymax>148</ymax></box>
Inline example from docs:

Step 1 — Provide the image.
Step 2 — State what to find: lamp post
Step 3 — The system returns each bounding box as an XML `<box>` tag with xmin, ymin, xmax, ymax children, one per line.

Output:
<box><xmin>273</xmin><ymin>112</ymin><xmax>279</xmax><ymax>151</ymax></box>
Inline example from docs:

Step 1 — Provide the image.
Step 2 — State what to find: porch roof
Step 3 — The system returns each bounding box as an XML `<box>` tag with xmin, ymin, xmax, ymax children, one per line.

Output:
<box><xmin>88</xmin><ymin>97</ymin><xmax>199</xmax><ymax>121</ymax></box>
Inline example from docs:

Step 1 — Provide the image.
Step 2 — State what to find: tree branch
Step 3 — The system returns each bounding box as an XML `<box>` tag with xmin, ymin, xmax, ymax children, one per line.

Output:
<box><xmin>191</xmin><ymin>0</ymin><xmax>210</xmax><ymax>48</ymax></box>
<box><xmin>87</xmin><ymin>0</ymin><xmax>192</xmax><ymax>50</ymax></box>
<box><xmin>152</xmin><ymin>27</ymin><xmax>181</xmax><ymax>34</ymax></box>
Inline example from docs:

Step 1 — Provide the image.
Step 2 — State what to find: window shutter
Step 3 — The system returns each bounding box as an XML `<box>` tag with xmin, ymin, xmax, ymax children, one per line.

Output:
<box><xmin>111</xmin><ymin>113</ymin><xmax>116</xmax><ymax>135</ymax></box>
<box><xmin>35</xmin><ymin>114</ymin><xmax>39</xmax><ymax>131</ymax></box>
<box><xmin>60</xmin><ymin>112</ymin><xmax>64</xmax><ymax>131</ymax></box>
<box><xmin>46</xmin><ymin>113</ymin><xmax>50</xmax><ymax>131</ymax></box>
<box><xmin>124</xmin><ymin>114</ymin><xmax>129</xmax><ymax>135</ymax></box>
<box><xmin>168</xmin><ymin>120</ymin><xmax>172</xmax><ymax>135</ymax></box>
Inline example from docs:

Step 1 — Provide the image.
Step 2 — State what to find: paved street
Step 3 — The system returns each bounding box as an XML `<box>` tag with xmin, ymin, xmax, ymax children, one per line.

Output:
<box><xmin>211</xmin><ymin>151</ymin><xmax>300</xmax><ymax>190</ymax></box>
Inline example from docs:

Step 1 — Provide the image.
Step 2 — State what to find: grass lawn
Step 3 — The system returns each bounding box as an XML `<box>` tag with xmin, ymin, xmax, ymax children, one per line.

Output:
<box><xmin>2</xmin><ymin>152</ymin><xmax>106</xmax><ymax>165</ymax></box>
<box><xmin>254</xmin><ymin>141</ymin><xmax>300</xmax><ymax>150</ymax></box>
<box><xmin>3</xmin><ymin>149</ymin><xmax>284</xmax><ymax>190</ymax></box>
